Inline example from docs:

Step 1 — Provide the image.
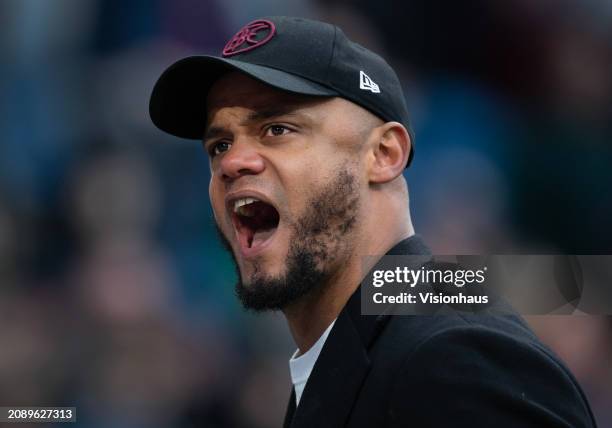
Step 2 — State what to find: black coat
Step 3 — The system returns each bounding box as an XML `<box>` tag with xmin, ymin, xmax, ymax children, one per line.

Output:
<box><xmin>283</xmin><ymin>235</ymin><xmax>597</xmax><ymax>427</ymax></box>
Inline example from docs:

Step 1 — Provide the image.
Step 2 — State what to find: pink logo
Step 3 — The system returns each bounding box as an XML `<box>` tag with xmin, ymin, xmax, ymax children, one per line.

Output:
<box><xmin>222</xmin><ymin>19</ymin><xmax>276</xmax><ymax>57</ymax></box>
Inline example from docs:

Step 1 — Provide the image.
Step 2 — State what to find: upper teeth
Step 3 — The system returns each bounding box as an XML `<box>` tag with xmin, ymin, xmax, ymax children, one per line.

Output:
<box><xmin>233</xmin><ymin>197</ymin><xmax>259</xmax><ymax>213</ymax></box>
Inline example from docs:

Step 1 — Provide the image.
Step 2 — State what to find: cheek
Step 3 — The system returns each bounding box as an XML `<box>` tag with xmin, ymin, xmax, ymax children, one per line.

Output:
<box><xmin>275</xmin><ymin>165</ymin><xmax>315</xmax><ymax>212</ymax></box>
<box><xmin>209</xmin><ymin>179</ymin><xmax>225</xmax><ymax>223</ymax></box>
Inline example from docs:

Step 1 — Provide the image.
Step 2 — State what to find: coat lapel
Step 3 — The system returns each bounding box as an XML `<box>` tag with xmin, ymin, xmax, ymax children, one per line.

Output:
<box><xmin>288</xmin><ymin>297</ymin><xmax>373</xmax><ymax>428</ymax></box>
<box><xmin>283</xmin><ymin>388</ymin><xmax>297</xmax><ymax>428</ymax></box>
<box><xmin>283</xmin><ymin>235</ymin><xmax>430</xmax><ymax>427</ymax></box>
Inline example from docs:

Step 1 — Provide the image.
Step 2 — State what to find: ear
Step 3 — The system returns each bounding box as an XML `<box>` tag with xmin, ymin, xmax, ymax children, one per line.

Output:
<box><xmin>367</xmin><ymin>122</ymin><xmax>411</xmax><ymax>184</ymax></box>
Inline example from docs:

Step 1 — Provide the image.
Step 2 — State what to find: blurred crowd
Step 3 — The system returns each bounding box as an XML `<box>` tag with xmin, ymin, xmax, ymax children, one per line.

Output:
<box><xmin>0</xmin><ymin>0</ymin><xmax>610</xmax><ymax>426</ymax></box>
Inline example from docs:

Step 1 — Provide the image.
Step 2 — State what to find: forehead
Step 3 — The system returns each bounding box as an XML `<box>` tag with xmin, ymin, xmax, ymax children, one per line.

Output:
<box><xmin>206</xmin><ymin>72</ymin><xmax>324</xmax><ymax>115</ymax></box>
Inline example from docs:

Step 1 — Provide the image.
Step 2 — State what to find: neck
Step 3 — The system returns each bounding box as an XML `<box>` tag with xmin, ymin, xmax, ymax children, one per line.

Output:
<box><xmin>283</xmin><ymin>219</ymin><xmax>414</xmax><ymax>353</ymax></box>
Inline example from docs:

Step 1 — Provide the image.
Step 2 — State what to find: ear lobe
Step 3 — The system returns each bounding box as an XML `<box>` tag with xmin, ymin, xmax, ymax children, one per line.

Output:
<box><xmin>368</xmin><ymin>122</ymin><xmax>411</xmax><ymax>183</ymax></box>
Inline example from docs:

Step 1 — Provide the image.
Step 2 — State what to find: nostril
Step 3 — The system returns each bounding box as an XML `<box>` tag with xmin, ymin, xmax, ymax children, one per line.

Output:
<box><xmin>221</xmin><ymin>168</ymin><xmax>259</xmax><ymax>182</ymax></box>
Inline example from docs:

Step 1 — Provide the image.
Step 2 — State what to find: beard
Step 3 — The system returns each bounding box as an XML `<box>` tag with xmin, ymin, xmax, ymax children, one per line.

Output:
<box><xmin>215</xmin><ymin>167</ymin><xmax>360</xmax><ymax>312</ymax></box>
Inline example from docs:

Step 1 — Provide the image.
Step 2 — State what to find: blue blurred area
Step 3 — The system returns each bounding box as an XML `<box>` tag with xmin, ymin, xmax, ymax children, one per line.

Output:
<box><xmin>0</xmin><ymin>0</ymin><xmax>611</xmax><ymax>426</ymax></box>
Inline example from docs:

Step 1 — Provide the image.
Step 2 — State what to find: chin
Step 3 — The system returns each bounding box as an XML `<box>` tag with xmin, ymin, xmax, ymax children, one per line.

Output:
<box><xmin>237</xmin><ymin>248</ymin><xmax>288</xmax><ymax>280</ymax></box>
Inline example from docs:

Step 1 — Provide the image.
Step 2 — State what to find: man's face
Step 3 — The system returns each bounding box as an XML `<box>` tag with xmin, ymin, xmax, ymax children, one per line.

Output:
<box><xmin>204</xmin><ymin>72</ymin><xmax>373</xmax><ymax>311</ymax></box>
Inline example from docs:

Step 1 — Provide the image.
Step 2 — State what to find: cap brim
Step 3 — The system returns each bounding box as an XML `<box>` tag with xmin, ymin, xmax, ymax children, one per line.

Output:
<box><xmin>149</xmin><ymin>55</ymin><xmax>338</xmax><ymax>139</ymax></box>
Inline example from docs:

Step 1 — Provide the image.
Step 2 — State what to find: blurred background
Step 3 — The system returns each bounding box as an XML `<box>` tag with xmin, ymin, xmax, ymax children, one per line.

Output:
<box><xmin>0</xmin><ymin>0</ymin><xmax>611</xmax><ymax>426</ymax></box>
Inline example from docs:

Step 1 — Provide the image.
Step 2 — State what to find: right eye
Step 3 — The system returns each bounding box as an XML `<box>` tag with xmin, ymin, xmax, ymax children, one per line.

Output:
<box><xmin>209</xmin><ymin>141</ymin><xmax>231</xmax><ymax>157</ymax></box>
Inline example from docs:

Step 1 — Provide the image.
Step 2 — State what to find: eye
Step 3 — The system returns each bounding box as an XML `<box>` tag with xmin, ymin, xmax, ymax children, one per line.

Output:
<box><xmin>209</xmin><ymin>141</ymin><xmax>231</xmax><ymax>157</ymax></box>
<box><xmin>265</xmin><ymin>124</ymin><xmax>292</xmax><ymax>137</ymax></box>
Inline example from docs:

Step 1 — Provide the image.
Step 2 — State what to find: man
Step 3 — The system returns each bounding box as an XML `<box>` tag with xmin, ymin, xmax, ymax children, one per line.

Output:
<box><xmin>149</xmin><ymin>16</ymin><xmax>597</xmax><ymax>427</ymax></box>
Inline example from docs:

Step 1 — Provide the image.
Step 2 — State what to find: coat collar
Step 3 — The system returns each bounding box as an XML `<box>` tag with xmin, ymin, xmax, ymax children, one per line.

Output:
<box><xmin>283</xmin><ymin>234</ymin><xmax>430</xmax><ymax>428</ymax></box>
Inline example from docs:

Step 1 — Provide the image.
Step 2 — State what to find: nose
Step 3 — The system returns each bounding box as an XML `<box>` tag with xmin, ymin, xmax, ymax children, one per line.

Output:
<box><xmin>219</xmin><ymin>139</ymin><xmax>265</xmax><ymax>181</ymax></box>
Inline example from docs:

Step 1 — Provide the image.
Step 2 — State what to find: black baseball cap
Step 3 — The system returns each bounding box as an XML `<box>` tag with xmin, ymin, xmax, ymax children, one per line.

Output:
<box><xmin>149</xmin><ymin>16</ymin><xmax>415</xmax><ymax>166</ymax></box>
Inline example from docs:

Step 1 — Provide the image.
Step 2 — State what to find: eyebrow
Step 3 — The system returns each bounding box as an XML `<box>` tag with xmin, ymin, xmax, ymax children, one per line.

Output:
<box><xmin>204</xmin><ymin>104</ymin><xmax>311</xmax><ymax>143</ymax></box>
<box><xmin>203</xmin><ymin>126</ymin><xmax>227</xmax><ymax>143</ymax></box>
<box><xmin>240</xmin><ymin>106</ymin><xmax>302</xmax><ymax>126</ymax></box>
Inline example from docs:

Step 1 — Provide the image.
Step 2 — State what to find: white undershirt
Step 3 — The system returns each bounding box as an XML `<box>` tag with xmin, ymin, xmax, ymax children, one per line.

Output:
<box><xmin>289</xmin><ymin>320</ymin><xmax>336</xmax><ymax>406</ymax></box>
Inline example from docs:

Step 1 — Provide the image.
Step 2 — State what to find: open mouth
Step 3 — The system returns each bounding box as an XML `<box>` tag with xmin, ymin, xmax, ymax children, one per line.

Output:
<box><xmin>231</xmin><ymin>197</ymin><xmax>280</xmax><ymax>254</ymax></box>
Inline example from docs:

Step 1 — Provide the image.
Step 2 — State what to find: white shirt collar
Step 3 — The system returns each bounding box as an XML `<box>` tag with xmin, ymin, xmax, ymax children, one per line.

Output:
<box><xmin>288</xmin><ymin>320</ymin><xmax>336</xmax><ymax>406</ymax></box>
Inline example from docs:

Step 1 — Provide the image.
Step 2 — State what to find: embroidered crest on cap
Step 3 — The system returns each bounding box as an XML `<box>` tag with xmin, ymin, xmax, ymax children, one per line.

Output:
<box><xmin>222</xmin><ymin>19</ymin><xmax>276</xmax><ymax>57</ymax></box>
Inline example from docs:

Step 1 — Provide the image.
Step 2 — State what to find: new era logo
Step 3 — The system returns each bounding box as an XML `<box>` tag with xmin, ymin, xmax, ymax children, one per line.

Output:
<box><xmin>359</xmin><ymin>70</ymin><xmax>380</xmax><ymax>93</ymax></box>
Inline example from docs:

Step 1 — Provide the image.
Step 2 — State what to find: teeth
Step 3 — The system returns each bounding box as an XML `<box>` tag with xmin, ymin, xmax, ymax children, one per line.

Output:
<box><xmin>233</xmin><ymin>197</ymin><xmax>260</xmax><ymax>214</ymax></box>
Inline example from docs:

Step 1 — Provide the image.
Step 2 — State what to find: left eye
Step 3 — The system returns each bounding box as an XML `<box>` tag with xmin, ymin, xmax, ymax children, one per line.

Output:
<box><xmin>265</xmin><ymin>125</ymin><xmax>291</xmax><ymax>137</ymax></box>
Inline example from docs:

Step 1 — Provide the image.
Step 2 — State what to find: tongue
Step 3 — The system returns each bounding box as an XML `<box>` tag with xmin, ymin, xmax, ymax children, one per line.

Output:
<box><xmin>239</xmin><ymin>201</ymin><xmax>280</xmax><ymax>249</ymax></box>
<box><xmin>251</xmin><ymin>228</ymin><xmax>276</xmax><ymax>248</ymax></box>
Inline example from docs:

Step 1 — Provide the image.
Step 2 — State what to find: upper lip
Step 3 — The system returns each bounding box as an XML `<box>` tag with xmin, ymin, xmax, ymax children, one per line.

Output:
<box><xmin>225</xmin><ymin>190</ymin><xmax>279</xmax><ymax>216</ymax></box>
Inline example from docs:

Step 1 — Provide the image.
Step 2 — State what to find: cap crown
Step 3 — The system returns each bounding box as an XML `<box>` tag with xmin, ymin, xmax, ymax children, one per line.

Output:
<box><xmin>221</xmin><ymin>17</ymin><xmax>412</xmax><ymax>136</ymax></box>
